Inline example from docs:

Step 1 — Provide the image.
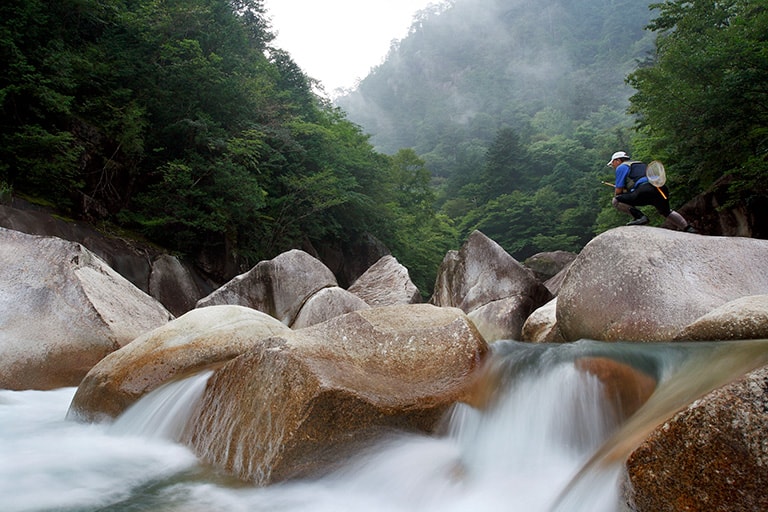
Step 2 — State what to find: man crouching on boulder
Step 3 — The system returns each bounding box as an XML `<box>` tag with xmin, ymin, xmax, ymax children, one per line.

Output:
<box><xmin>607</xmin><ymin>151</ymin><xmax>697</xmax><ymax>232</ymax></box>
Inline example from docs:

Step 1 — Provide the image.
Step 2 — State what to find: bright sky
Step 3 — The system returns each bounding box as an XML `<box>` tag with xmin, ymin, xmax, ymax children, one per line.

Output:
<box><xmin>264</xmin><ymin>1</ymin><xmax>437</xmax><ymax>96</ymax></box>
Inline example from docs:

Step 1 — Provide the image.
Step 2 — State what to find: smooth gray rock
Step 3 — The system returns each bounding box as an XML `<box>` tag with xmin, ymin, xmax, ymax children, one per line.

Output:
<box><xmin>674</xmin><ymin>294</ymin><xmax>768</xmax><ymax>341</ymax></box>
<box><xmin>291</xmin><ymin>287</ymin><xmax>370</xmax><ymax>329</ymax></box>
<box><xmin>557</xmin><ymin>227</ymin><xmax>768</xmax><ymax>341</ymax></box>
<box><xmin>0</xmin><ymin>228</ymin><xmax>172</xmax><ymax>390</ymax></box>
<box><xmin>348</xmin><ymin>255</ymin><xmax>421</xmax><ymax>307</ymax></box>
<box><xmin>431</xmin><ymin>231</ymin><xmax>552</xmax><ymax>341</ymax></box>
<box><xmin>196</xmin><ymin>249</ymin><xmax>337</xmax><ymax>325</ymax></box>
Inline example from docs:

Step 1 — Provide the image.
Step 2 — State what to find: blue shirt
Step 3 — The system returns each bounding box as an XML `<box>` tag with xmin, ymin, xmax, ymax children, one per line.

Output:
<box><xmin>615</xmin><ymin>162</ymin><xmax>648</xmax><ymax>191</ymax></box>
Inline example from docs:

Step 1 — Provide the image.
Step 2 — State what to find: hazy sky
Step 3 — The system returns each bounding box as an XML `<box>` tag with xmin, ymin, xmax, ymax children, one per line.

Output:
<box><xmin>264</xmin><ymin>1</ymin><xmax>437</xmax><ymax>96</ymax></box>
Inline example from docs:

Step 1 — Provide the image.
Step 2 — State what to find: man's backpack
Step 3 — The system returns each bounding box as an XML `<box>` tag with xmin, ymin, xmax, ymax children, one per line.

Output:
<box><xmin>624</xmin><ymin>161</ymin><xmax>647</xmax><ymax>190</ymax></box>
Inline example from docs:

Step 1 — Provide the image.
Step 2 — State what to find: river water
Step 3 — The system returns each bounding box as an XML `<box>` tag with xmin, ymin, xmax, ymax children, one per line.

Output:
<box><xmin>2</xmin><ymin>339</ymin><xmax>766</xmax><ymax>512</ymax></box>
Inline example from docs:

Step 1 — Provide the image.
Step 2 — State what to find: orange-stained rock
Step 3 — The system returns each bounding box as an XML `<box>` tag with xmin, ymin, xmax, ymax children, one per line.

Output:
<box><xmin>575</xmin><ymin>357</ymin><xmax>656</xmax><ymax>422</ymax></box>
<box><xmin>182</xmin><ymin>304</ymin><xmax>489</xmax><ymax>485</ymax></box>
<box><xmin>68</xmin><ymin>305</ymin><xmax>291</xmax><ymax>422</ymax></box>
<box><xmin>623</xmin><ymin>366</ymin><xmax>768</xmax><ymax>512</ymax></box>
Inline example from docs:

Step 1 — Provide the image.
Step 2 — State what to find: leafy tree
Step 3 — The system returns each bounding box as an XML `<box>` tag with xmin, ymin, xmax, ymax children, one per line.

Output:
<box><xmin>379</xmin><ymin>149</ymin><xmax>458</xmax><ymax>295</ymax></box>
<box><xmin>628</xmin><ymin>0</ymin><xmax>768</xmax><ymax>206</ymax></box>
<box><xmin>479</xmin><ymin>128</ymin><xmax>533</xmax><ymax>199</ymax></box>
<box><xmin>1</xmin><ymin>0</ymin><xmax>447</xmax><ymax>288</ymax></box>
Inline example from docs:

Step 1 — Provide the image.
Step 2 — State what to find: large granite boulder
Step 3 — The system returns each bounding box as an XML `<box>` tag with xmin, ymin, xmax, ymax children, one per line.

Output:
<box><xmin>523</xmin><ymin>250</ymin><xmax>577</xmax><ymax>281</ymax></box>
<box><xmin>521</xmin><ymin>298</ymin><xmax>564</xmax><ymax>343</ymax></box>
<box><xmin>431</xmin><ymin>231</ymin><xmax>552</xmax><ymax>342</ymax></box>
<box><xmin>290</xmin><ymin>287</ymin><xmax>370</xmax><ymax>329</ymax></box>
<box><xmin>182</xmin><ymin>304</ymin><xmax>489</xmax><ymax>485</ymax></box>
<box><xmin>149</xmin><ymin>254</ymin><xmax>206</xmax><ymax>316</ymax></box>
<box><xmin>557</xmin><ymin>227</ymin><xmax>768</xmax><ymax>341</ymax></box>
<box><xmin>624</xmin><ymin>365</ymin><xmax>768</xmax><ymax>512</ymax></box>
<box><xmin>0</xmin><ymin>228</ymin><xmax>173</xmax><ymax>390</ymax></box>
<box><xmin>68</xmin><ymin>305</ymin><xmax>291</xmax><ymax>421</ymax></box>
<box><xmin>196</xmin><ymin>249</ymin><xmax>337</xmax><ymax>325</ymax></box>
<box><xmin>348</xmin><ymin>255</ymin><xmax>422</xmax><ymax>306</ymax></box>
<box><xmin>674</xmin><ymin>294</ymin><xmax>768</xmax><ymax>341</ymax></box>
<box><xmin>0</xmin><ymin>200</ymin><xmax>214</xmax><ymax>313</ymax></box>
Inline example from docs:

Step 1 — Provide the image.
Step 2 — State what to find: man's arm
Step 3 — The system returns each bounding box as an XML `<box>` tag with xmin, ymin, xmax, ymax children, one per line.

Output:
<box><xmin>614</xmin><ymin>164</ymin><xmax>630</xmax><ymax>194</ymax></box>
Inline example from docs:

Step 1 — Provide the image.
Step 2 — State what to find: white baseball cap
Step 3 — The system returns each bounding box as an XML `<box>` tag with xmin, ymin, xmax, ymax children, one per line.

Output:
<box><xmin>607</xmin><ymin>151</ymin><xmax>629</xmax><ymax>165</ymax></box>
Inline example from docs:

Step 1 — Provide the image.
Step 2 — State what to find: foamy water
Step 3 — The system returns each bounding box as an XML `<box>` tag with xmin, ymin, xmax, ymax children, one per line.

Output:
<box><xmin>2</xmin><ymin>340</ymin><xmax>765</xmax><ymax>512</ymax></box>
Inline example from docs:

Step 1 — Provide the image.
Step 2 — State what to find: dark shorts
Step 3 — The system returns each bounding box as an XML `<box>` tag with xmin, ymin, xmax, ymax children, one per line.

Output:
<box><xmin>615</xmin><ymin>182</ymin><xmax>672</xmax><ymax>216</ymax></box>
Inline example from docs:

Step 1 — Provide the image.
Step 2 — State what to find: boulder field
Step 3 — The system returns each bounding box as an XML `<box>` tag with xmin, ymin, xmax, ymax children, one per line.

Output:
<box><xmin>182</xmin><ymin>304</ymin><xmax>487</xmax><ymax>484</ymax></box>
<box><xmin>1</xmin><ymin>220</ymin><xmax>768</xmax><ymax>507</ymax></box>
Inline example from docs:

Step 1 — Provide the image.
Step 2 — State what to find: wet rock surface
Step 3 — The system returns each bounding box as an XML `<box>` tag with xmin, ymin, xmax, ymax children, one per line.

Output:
<box><xmin>68</xmin><ymin>305</ymin><xmax>290</xmax><ymax>421</ymax></box>
<box><xmin>183</xmin><ymin>304</ymin><xmax>489</xmax><ymax>485</ymax></box>
<box><xmin>623</xmin><ymin>366</ymin><xmax>768</xmax><ymax>512</ymax></box>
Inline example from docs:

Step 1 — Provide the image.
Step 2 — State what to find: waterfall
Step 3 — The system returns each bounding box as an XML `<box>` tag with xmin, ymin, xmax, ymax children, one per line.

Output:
<box><xmin>110</xmin><ymin>370</ymin><xmax>213</xmax><ymax>440</ymax></box>
<box><xmin>1</xmin><ymin>339</ymin><xmax>766</xmax><ymax>512</ymax></box>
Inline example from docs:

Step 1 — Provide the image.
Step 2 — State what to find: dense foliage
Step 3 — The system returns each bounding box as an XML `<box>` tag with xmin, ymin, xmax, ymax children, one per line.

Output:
<box><xmin>0</xmin><ymin>0</ymin><xmax>455</xmax><ymax>292</ymax></box>
<box><xmin>340</xmin><ymin>0</ymin><xmax>767</xmax><ymax>260</ymax></box>
<box><xmin>338</xmin><ymin>0</ymin><xmax>658</xmax><ymax>260</ymax></box>
<box><xmin>2</xmin><ymin>0</ymin><xmax>765</xmax><ymax>296</ymax></box>
<box><xmin>627</xmin><ymin>0</ymin><xmax>768</xmax><ymax>208</ymax></box>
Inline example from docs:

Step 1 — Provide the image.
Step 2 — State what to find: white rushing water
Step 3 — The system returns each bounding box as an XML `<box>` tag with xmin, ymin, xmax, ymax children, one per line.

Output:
<box><xmin>2</xmin><ymin>340</ymin><xmax>763</xmax><ymax>512</ymax></box>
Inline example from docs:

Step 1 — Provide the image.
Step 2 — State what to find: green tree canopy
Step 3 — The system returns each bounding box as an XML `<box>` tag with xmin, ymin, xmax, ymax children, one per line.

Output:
<box><xmin>628</xmin><ymin>0</ymin><xmax>768</xmax><ymax>205</ymax></box>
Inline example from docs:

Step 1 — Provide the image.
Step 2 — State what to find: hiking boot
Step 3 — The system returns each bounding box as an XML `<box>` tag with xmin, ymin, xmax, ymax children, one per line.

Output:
<box><xmin>626</xmin><ymin>215</ymin><xmax>649</xmax><ymax>226</ymax></box>
<box><xmin>684</xmin><ymin>225</ymin><xmax>698</xmax><ymax>233</ymax></box>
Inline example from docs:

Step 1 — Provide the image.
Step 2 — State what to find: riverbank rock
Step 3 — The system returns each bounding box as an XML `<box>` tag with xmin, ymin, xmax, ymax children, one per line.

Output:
<box><xmin>0</xmin><ymin>228</ymin><xmax>173</xmax><ymax>390</ymax></box>
<box><xmin>148</xmin><ymin>254</ymin><xmax>206</xmax><ymax>316</ymax></box>
<box><xmin>68</xmin><ymin>305</ymin><xmax>291</xmax><ymax>421</ymax></box>
<box><xmin>0</xmin><ymin>201</ymin><xmax>213</xmax><ymax>314</ymax></box>
<box><xmin>557</xmin><ymin>227</ymin><xmax>768</xmax><ymax>341</ymax></box>
<box><xmin>521</xmin><ymin>298</ymin><xmax>564</xmax><ymax>343</ymax></box>
<box><xmin>543</xmin><ymin>262</ymin><xmax>573</xmax><ymax>296</ymax></box>
<box><xmin>674</xmin><ymin>294</ymin><xmax>768</xmax><ymax>341</ymax></box>
<box><xmin>669</xmin><ymin>173</ymin><xmax>768</xmax><ymax>238</ymax></box>
<box><xmin>348</xmin><ymin>255</ymin><xmax>422</xmax><ymax>306</ymax></box>
<box><xmin>431</xmin><ymin>231</ymin><xmax>552</xmax><ymax>342</ymax></box>
<box><xmin>291</xmin><ymin>287</ymin><xmax>370</xmax><ymax>329</ymax></box>
<box><xmin>523</xmin><ymin>250</ymin><xmax>577</xmax><ymax>281</ymax></box>
<box><xmin>183</xmin><ymin>304</ymin><xmax>489</xmax><ymax>485</ymax></box>
<box><xmin>196</xmin><ymin>249</ymin><xmax>337</xmax><ymax>325</ymax></box>
<box><xmin>574</xmin><ymin>357</ymin><xmax>656</xmax><ymax>423</ymax></box>
<box><xmin>623</xmin><ymin>365</ymin><xmax>768</xmax><ymax>512</ymax></box>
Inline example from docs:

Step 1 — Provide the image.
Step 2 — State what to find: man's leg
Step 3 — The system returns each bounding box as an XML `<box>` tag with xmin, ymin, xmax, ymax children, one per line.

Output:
<box><xmin>612</xmin><ymin>196</ymin><xmax>648</xmax><ymax>225</ymax></box>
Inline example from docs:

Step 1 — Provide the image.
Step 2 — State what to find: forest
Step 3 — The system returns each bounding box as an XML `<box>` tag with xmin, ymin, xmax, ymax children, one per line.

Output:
<box><xmin>339</xmin><ymin>0</ymin><xmax>767</xmax><ymax>260</ymax></box>
<box><xmin>2</xmin><ymin>0</ymin><xmax>767</xmax><ymax>295</ymax></box>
